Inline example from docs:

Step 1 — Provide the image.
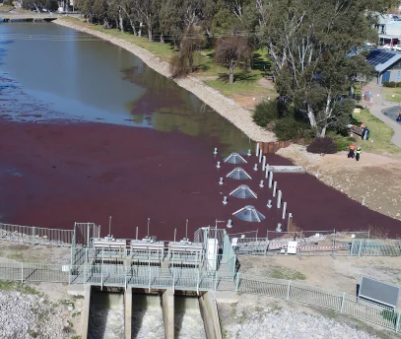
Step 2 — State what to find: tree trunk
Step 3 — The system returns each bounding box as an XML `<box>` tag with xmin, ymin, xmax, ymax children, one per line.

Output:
<box><xmin>320</xmin><ymin>125</ymin><xmax>327</xmax><ymax>137</ymax></box>
<box><xmin>128</xmin><ymin>18</ymin><xmax>137</xmax><ymax>36</ymax></box>
<box><xmin>118</xmin><ymin>8</ymin><xmax>124</xmax><ymax>33</ymax></box>
<box><xmin>229</xmin><ymin>59</ymin><xmax>235</xmax><ymax>84</ymax></box>
<box><xmin>147</xmin><ymin>26</ymin><xmax>153</xmax><ymax>41</ymax></box>
<box><xmin>306</xmin><ymin>103</ymin><xmax>317</xmax><ymax>129</ymax></box>
<box><xmin>138</xmin><ymin>22</ymin><xmax>143</xmax><ymax>37</ymax></box>
<box><xmin>103</xmin><ymin>18</ymin><xmax>110</xmax><ymax>29</ymax></box>
<box><xmin>160</xmin><ymin>33</ymin><xmax>165</xmax><ymax>44</ymax></box>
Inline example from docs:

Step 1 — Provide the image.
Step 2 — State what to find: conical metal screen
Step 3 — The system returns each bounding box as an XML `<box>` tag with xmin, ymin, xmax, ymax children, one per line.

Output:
<box><xmin>233</xmin><ymin>205</ymin><xmax>265</xmax><ymax>222</ymax></box>
<box><xmin>229</xmin><ymin>185</ymin><xmax>257</xmax><ymax>199</ymax></box>
<box><xmin>224</xmin><ymin>152</ymin><xmax>248</xmax><ymax>164</ymax></box>
<box><xmin>226</xmin><ymin>167</ymin><xmax>252</xmax><ymax>180</ymax></box>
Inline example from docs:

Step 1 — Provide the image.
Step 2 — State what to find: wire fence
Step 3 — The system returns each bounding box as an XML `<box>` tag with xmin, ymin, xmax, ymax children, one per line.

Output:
<box><xmin>0</xmin><ymin>259</ymin><xmax>399</xmax><ymax>333</ymax></box>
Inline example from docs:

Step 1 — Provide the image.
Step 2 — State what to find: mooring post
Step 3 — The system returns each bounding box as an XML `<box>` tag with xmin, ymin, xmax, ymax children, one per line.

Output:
<box><xmin>273</xmin><ymin>181</ymin><xmax>277</xmax><ymax>197</ymax></box>
<box><xmin>287</xmin><ymin>213</ymin><xmax>293</xmax><ymax>232</ymax></box>
<box><xmin>265</xmin><ymin>165</ymin><xmax>269</xmax><ymax>179</ymax></box>
<box><xmin>256</xmin><ymin>143</ymin><xmax>259</xmax><ymax>157</ymax></box>
<box><xmin>262</xmin><ymin>156</ymin><xmax>266</xmax><ymax>170</ymax></box>
<box><xmin>282</xmin><ymin>202</ymin><xmax>287</xmax><ymax>219</ymax></box>
<box><xmin>268</xmin><ymin>171</ymin><xmax>273</xmax><ymax>188</ymax></box>
<box><xmin>258</xmin><ymin>149</ymin><xmax>263</xmax><ymax>163</ymax></box>
<box><xmin>277</xmin><ymin>190</ymin><xmax>282</xmax><ymax>208</ymax></box>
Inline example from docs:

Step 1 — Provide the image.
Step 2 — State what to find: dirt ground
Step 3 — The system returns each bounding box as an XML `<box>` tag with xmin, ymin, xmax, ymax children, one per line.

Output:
<box><xmin>277</xmin><ymin>145</ymin><xmax>401</xmax><ymax>230</ymax></box>
<box><xmin>239</xmin><ymin>255</ymin><xmax>401</xmax><ymax>306</ymax></box>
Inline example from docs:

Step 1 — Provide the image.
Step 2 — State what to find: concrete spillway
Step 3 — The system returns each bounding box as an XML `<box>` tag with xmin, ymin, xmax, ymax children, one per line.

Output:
<box><xmin>82</xmin><ymin>287</ymin><xmax>221</xmax><ymax>339</ymax></box>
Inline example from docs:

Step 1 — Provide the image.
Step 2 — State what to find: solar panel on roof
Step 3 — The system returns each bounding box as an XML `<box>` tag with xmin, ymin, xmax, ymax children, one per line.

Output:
<box><xmin>367</xmin><ymin>50</ymin><xmax>396</xmax><ymax>66</ymax></box>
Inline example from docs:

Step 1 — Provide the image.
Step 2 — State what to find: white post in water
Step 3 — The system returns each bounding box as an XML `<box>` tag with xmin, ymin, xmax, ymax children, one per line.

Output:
<box><xmin>269</xmin><ymin>171</ymin><xmax>273</xmax><ymax>188</ymax></box>
<box><xmin>213</xmin><ymin>147</ymin><xmax>218</xmax><ymax>155</ymax></box>
<box><xmin>216</xmin><ymin>161</ymin><xmax>221</xmax><ymax>168</ymax></box>
<box><xmin>282</xmin><ymin>202</ymin><xmax>287</xmax><ymax>219</ymax></box>
<box><xmin>273</xmin><ymin>181</ymin><xmax>277</xmax><ymax>197</ymax></box>
<box><xmin>253</xmin><ymin>164</ymin><xmax>258</xmax><ymax>171</ymax></box>
<box><xmin>247</xmin><ymin>149</ymin><xmax>251</xmax><ymax>156</ymax></box>
<box><xmin>262</xmin><ymin>156</ymin><xmax>266</xmax><ymax>171</ymax></box>
<box><xmin>259</xmin><ymin>180</ymin><xmax>264</xmax><ymax>188</ymax></box>
<box><xmin>259</xmin><ymin>149</ymin><xmax>263</xmax><ymax>163</ymax></box>
<box><xmin>256</xmin><ymin>143</ymin><xmax>259</xmax><ymax>157</ymax></box>
<box><xmin>265</xmin><ymin>165</ymin><xmax>269</xmax><ymax>179</ymax></box>
<box><xmin>277</xmin><ymin>190</ymin><xmax>282</xmax><ymax>208</ymax></box>
<box><xmin>287</xmin><ymin>213</ymin><xmax>293</xmax><ymax>232</ymax></box>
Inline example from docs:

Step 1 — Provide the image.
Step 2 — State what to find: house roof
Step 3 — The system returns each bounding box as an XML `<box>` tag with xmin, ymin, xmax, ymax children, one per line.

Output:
<box><xmin>366</xmin><ymin>49</ymin><xmax>401</xmax><ymax>73</ymax></box>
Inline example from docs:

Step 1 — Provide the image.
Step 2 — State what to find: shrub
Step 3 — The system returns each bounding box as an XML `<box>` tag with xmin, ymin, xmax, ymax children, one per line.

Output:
<box><xmin>253</xmin><ymin>101</ymin><xmax>279</xmax><ymax>127</ymax></box>
<box><xmin>383</xmin><ymin>81</ymin><xmax>397</xmax><ymax>88</ymax></box>
<box><xmin>397</xmin><ymin>82</ymin><xmax>401</xmax><ymax>88</ymax></box>
<box><xmin>306</xmin><ymin>137</ymin><xmax>337</xmax><ymax>154</ymax></box>
<box><xmin>273</xmin><ymin>116</ymin><xmax>311</xmax><ymax>141</ymax></box>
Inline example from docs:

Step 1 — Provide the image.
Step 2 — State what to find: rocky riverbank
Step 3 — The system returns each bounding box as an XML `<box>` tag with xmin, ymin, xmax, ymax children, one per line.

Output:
<box><xmin>54</xmin><ymin>18</ymin><xmax>276</xmax><ymax>143</ymax></box>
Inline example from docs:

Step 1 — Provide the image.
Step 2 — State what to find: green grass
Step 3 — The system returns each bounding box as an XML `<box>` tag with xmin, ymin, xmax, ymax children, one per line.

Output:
<box><xmin>352</xmin><ymin>109</ymin><xmax>401</xmax><ymax>154</ymax></box>
<box><xmin>270</xmin><ymin>267</ymin><xmax>307</xmax><ymax>280</ymax></box>
<box><xmin>382</xmin><ymin>87</ymin><xmax>401</xmax><ymax>103</ymax></box>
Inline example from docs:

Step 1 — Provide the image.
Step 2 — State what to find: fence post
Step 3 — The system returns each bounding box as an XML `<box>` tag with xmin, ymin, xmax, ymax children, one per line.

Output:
<box><xmin>21</xmin><ymin>262</ymin><xmax>24</xmax><ymax>283</ymax></box>
<box><xmin>286</xmin><ymin>280</ymin><xmax>291</xmax><ymax>300</ymax></box>
<box><xmin>396</xmin><ymin>312</ymin><xmax>400</xmax><ymax>333</ymax></box>
<box><xmin>235</xmin><ymin>273</ymin><xmax>240</xmax><ymax>292</ymax></box>
<box><xmin>340</xmin><ymin>292</ymin><xmax>345</xmax><ymax>313</ymax></box>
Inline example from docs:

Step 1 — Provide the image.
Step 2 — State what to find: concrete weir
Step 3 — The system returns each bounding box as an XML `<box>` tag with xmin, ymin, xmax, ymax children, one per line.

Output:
<box><xmin>82</xmin><ymin>287</ymin><xmax>222</xmax><ymax>339</ymax></box>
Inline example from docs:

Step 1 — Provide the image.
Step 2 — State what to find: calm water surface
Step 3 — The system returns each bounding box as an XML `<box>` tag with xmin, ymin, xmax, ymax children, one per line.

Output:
<box><xmin>0</xmin><ymin>22</ymin><xmax>250</xmax><ymax>154</ymax></box>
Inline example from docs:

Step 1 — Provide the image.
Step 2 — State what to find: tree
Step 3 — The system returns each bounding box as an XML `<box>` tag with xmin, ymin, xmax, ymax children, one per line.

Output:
<box><xmin>215</xmin><ymin>35</ymin><xmax>252</xmax><ymax>84</ymax></box>
<box><xmin>256</xmin><ymin>0</ymin><xmax>377</xmax><ymax>136</ymax></box>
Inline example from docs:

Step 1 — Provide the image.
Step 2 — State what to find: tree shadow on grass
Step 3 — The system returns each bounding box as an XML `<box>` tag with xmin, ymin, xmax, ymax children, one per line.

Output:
<box><xmin>217</xmin><ymin>72</ymin><xmax>259</xmax><ymax>84</ymax></box>
<box><xmin>252</xmin><ymin>52</ymin><xmax>272</xmax><ymax>75</ymax></box>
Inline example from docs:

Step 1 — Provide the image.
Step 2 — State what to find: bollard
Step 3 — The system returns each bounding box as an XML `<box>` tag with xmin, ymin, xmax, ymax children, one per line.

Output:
<box><xmin>259</xmin><ymin>180</ymin><xmax>264</xmax><ymax>188</ymax></box>
<box><xmin>287</xmin><ymin>213</ymin><xmax>293</xmax><ymax>232</ymax></box>
<box><xmin>255</xmin><ymin>143</ymin><xmax>259</xmax><ymax>157</ymax></box>
<box><xmin>265</xmin><ymin>166</ymin><xmax>269</xmax><ymax>179</ymax></box>
<box><xmin>267</xmin><ymin>199</ymin><xmax>272</xmax><ymax>208</ymax></box>
<box><xmin>247</xmin><ymin>149</ymin><xmax>251</xmax><ymax>156</ymax></box>
<box><xmin>219</xmin><ymin>177</ymin><xmax>224</xmax><ymax>185</ymax></box>
<box><xmin>223</xmin><ymin>196</ymin><xmax>228</xmax><ymax>205</ymax></box>
<box><xmin>268</xmin><ymin>171</ymin><xmax>273</xmax><ymax>188</ymax></box>
<box><xmin>253</xmin><ymin>164</ymin><xmax>258</xmax><ymax>171</ymax></box>
<box><xmin>259</xmin><ymin>149</ymin><xmax>263</xmax><ymax>163</ymax></box>
<box><xmin>262</xmin><ymin>156</ymin><xmax>266</xmax><ymax>171</ymax></box>
<box><xmin>276</xmin><ymin>223</ymin><xmax>282</xmax><ymax>232</ymax></box>
<box><xmin>273</xmin><ymin>181</ymin><xmax>277</xmax><ymax>197</ymax></box>
<box><xmin>213</xmin><ymin>147</ymin><xmax>218</xmax><ymax>155</ymax></box>
<box><xmin>216</xmin><ymin>161</ymin><xmax>221</xmax><ymax>168</ymax></box>
<box><xmin>282</xmin><ymin>202</ymin><xmax>287</xmax><ymax>219</ymax></box>
<box><xmin>277</xmin><ymin>190</ymin><xmax>282</xmax><ymax>208</ymax></box>
<box><xmin>226</xmin><ymin>219</ymin><xmax>233</xmax><ymax>228</ymax></box>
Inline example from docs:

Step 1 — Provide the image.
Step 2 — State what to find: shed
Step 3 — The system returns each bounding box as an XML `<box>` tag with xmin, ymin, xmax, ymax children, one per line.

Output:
<box><xmin>366</xmin><ymin>49</ymin><xmax>401</xmax><ymax>84</ymax></box>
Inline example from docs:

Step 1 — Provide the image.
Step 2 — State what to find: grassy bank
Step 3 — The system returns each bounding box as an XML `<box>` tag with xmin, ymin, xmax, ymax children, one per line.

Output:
<box><xmin>382</xmin><ymin>87</ymin><xmax>401</xmax><ymax>103</ymax></box>
<box><xmin>60</xmin><ymin>16</ymin><xmax>275</xmax><ymax>101</ymax></box>
<box><xmin>352</xmin><ymin>108</ymin><xmax>401</xmax><ymax>154</ymax></box>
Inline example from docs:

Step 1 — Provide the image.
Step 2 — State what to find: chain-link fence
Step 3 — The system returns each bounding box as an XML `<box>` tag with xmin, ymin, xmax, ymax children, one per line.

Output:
<box><xmin>0</xmin><ymin>258</ymin><xmax>399</xmax><ymax>333</ymax></box>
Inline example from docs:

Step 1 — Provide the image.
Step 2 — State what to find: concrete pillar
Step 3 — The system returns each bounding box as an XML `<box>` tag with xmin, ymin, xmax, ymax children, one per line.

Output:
<box><xmin>277</xmin><ymin>190</ymin><xmax>282</xmax><ymax>208</ymax></box>
<box><xmin>259</xmin><ymin>149</ymin><xmax>263</xmax><ymax>163</ymax></box>
<box><xmin>162</xmin><ymin>289</ymin><xmax>174</xmax><ymax>339</ymax></box>
<box><xmin>268</xmin><ymin>171</ymin><xmax>273</xmax><ymax>188</ymax></box>
<box><xmin>255</xmin><ymin>143</ymin><xmax>259</xmax><ymax>157</ymax></box>
<box><xmin>265</xmin><ymin>165</ymin><xmax>269</xmax><ymax>179</ymax></box>
<box><xmin>124</xmin><ymin>287</ymin><xmax>132</xmax><ymax>339</ymax></box>
<box><xmin>262</xmin><ymin>156</ymin><xmax>266</xmax><ymax>171</ymax></box>
<box><xmin>273</xmin><ymin>181</ymin><xmax>277</xmax><ymax>197</ymax></box>
<box><xmin>282</xmin><ymin>202</ymin><xmax>287</xmax><ymax>219</ymax></box>
<box><xmin>80</xmin><ymin>285</ymin><xmax>91</xmax><ymax>339</ymax></box>
<box><xmin>199</xmin><ymin>292</ymin><xmax>223</xmax><ymax>339</ymax></box>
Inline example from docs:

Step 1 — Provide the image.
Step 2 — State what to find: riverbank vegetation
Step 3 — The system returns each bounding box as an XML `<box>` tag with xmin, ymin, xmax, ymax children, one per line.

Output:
<box><xmin>61</xmin><ymin>0</ymin><xmax>392</xmax><ymax>144</ymax></box>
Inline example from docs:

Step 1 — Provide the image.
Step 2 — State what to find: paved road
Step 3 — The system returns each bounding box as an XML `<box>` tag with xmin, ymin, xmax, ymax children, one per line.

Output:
<box><xmin>363</xmin><ymin>83</ymin><xmax>401</xmax><ymax>149</ymax></box>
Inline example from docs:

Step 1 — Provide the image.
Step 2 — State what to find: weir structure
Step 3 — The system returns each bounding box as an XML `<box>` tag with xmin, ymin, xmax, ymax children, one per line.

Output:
<box><xmin>69</xmin><ymin>223</ymin><xmax>236</xmax><ymax>291</ymax></box>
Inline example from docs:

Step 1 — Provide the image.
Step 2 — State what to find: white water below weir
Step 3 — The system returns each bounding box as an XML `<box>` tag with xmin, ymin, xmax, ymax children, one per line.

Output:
<box><xmin>175</xmin><ymin>296</ymin><xmax>207</xmax><ymax>339</ymax></box>
<box><xmin>88</xmin><ymin>291</ymin><xmax>124</xmax><ymax>339</ymax></box>
<box><xmin>131</xmin><ymin>294</ymin><xmax>165</xmax><ymax>339</ymax></box>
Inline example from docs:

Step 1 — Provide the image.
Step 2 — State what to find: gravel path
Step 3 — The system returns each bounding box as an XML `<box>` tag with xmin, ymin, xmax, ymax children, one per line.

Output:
<box><xmin>54</xmin><ymin>19</ymin><xmax>276</xmax><ymax>143</ymax></box>
<box><xmin>224</xmin><ymin>308</ymin><xmax>380</xmax><ymax>339</ymax></box>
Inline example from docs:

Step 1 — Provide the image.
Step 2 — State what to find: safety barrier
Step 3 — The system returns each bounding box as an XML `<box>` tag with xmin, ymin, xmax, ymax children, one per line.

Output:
<box><xmin>0</xmin><ymin>259</ymin><xmax>399</xmax><ymax>334</ymax></box>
